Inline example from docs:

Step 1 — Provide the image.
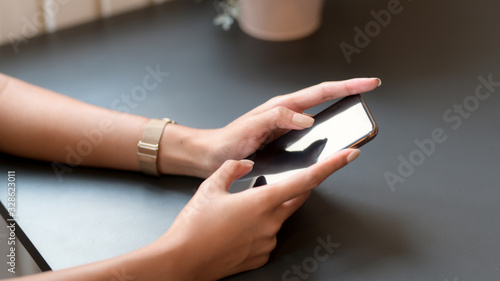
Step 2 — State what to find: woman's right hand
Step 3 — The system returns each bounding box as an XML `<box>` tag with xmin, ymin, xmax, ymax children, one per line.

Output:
<box><xmin>151</xmin><ymin>148</ymin><xmax>360</xmax><ymax>281</ymax></box>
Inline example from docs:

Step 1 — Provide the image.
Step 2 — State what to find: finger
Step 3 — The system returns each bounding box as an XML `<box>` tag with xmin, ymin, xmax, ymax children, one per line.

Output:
<box><xmin>284</xmin><ymin>78</ymin><xmax>380</xmax><ymax>112</ymax></box>
<box><xmin>252</xmin><ymin>106</ymin><xmax>315</xmax><ymax>132</ymax></box>
<box><xmin>266</xmin><ymin>148</ymin><xmax>360</xmax><ymax>205</ymax></box>
<box><xmin>203</xmin><ymin>160</ymin><xmax>254</xmax><ymax>193</ymax></box>
<box><xmin>254</xmin><ymin>78</ymin><xmax>381</xmax><ymax>114</ymax></box>
<box><xmin>276</xmin><ymin>190</ymin><xmax>311</xmax><ymax>222</ymax></box>
<box><xmin>234</xmin><ymin>106</ymin><xmax>315</xmax><ymax>148</ymax></box>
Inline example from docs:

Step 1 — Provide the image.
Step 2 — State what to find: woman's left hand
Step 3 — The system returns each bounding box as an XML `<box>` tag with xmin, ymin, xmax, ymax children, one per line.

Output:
<box><xmin>203</xmin><ymin>78</ymin><xmax>380</xmax><ymax>174</ymax></box>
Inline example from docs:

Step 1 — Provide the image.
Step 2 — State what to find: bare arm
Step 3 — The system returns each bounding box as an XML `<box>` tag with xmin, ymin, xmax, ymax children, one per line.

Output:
<box><xmin>16</xmin><ymin>149</ymin><xmax>360</xmax><ymax>281</ymax></box>
<box><xmin>1</xmin><ymin>74</ymin><xmax>380</xmax><ymax>280</ymax></box>
<box><xmin>0</xmin><ymin>73</ymin><xmax>211</xmax><ymax>177</ymax></box>
<box><xmin>0</xmin><ymin>74</ymin><xmax>379</xmax><ymax>179</ymax></box>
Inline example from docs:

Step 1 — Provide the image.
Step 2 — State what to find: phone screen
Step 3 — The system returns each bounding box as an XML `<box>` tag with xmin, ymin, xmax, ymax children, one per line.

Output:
<box><xmin>230</xmin><ymin>94</ymin><xmax>378</xmax><ymax>192</ymax></box>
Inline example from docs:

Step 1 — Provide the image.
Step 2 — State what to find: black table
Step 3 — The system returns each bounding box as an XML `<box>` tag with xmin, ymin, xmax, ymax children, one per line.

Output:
<box><xmin>1</xmin><ymin>0</ymin><xmax>499</xmax><ymax>280</ymax></box>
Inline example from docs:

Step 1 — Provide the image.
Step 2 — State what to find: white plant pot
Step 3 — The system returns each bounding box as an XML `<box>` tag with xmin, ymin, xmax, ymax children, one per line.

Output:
<box><xmin>238</xmin><ymin>0</ymin><xmax>325</xmax><ymax>41</ymax></box>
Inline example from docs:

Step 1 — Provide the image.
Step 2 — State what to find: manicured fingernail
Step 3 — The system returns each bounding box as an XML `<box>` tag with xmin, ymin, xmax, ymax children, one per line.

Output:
<box><xmin>240</xmin><ymin>159</ymin><xmax>254</xmax><ymax>166</ymax></box>
<box><xmin>370</xmin><ymin>77</ymin><xmax>382</xmax><ymax>87</ymax></box>
<box><xmin>347</xmin><ymin>149</ymin><xmax>361</xmax><ymax>163</ymax></box>
<box><xmin>292</xmin><ymin>113</ymin><xmax>314</xmax><ymax>128</ymax></box>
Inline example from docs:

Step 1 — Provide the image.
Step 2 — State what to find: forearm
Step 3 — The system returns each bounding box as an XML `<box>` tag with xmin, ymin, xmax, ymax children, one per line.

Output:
<box><xmin>0</xmin><ymin>73</ymin><xmax>211</xmax><ymax>177</ymax></box>
<box><xmin>15</xmin><ymin>240</ymin><xmax>191</xmax><ymax>281</ymax></box>
<box><xmin>1</xmin><ymin>76</ymin><xmax>377</xmax><ymax>281</ymax></box>
<box><xmin>0</xmin><ymin>73</ymin><xmax>149</xmax><ymax>171</ymax></box>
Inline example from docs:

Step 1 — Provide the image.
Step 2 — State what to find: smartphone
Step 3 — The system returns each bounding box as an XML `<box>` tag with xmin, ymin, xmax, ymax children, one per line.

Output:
<box><xmin>229</xmin><ymin>94</ymin><xmax>378</xmax><ymax>193</ymax></box>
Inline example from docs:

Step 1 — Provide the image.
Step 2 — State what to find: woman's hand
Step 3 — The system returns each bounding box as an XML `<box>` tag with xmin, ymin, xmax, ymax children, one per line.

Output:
<box><xmin>151</xmin><ymin>148</ymin><xmax>360</xmax><ymax>281</ymax></box>
<box><xmin>0</xmin><ymin>74</ymin><xmax>378</xmax><ymax>179</ymax></box>
<box><xmin>200</xmin><ymin>78</ymin><xmax>380</xmax><ymax>176</ymax></box>
<box><xmin>3</xmin><ymin>75</ymin><xmax>371</xmax><ymax>281</ymax></box>
<box><xmin>156</xmin><ymin>78</ymin><xmax>379</xmax><ymax>178</ymax></box>
<box><xmin>21</xmin><ymin>149</ymin><xmax>359</xmax><ymax>281</ymax></box>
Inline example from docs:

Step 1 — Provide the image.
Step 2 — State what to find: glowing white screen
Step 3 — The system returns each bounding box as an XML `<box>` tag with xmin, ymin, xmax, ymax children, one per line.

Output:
<box><xmin>264</xmin><ymin>103</ymin><xmax>373</xmax><ymax>184</ymax></box>
<box><xmin>230</xmin><ymin>95</ymin><xmax>376</xmax><ymax>192</ymax></box>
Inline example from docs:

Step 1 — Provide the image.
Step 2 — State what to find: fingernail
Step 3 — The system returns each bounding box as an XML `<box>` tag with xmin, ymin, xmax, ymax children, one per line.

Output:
<box><xmin>292</xmin><ymin>113</ymin><xmax>314</xmax><ymax>128</ymax></box>
<box><xmin>370</xmin><ymin>77</ymin><xmax>382</xmax><ymax>87</ymax></box>
<box><xmin>240</xmin><ymin>159</ymin><xmax>254</xmax><ymax>166</ymax></box>
<box><xmin>347</xmin><ymin>149</ymin><xmax>361</xmax><ymax>163</ymax></box>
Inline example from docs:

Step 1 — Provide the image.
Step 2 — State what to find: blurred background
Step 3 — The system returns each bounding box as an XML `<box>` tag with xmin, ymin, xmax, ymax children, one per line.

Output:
<box><xmin>1</xmin><ymin>0</ymin><xmax>499</xmax><ymax>280</ymax></box>
<box><xmin>0</xmin><ymin>0</ymin><xmax>173</xmax><ymax>46</ymax></box>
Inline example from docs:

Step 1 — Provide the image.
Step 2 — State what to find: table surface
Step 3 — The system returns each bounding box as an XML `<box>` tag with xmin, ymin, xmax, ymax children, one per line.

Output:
<box><xmin>1</xmin><ymin>0</ymin><xmax>499</xmax><ymax>280</ymax></box>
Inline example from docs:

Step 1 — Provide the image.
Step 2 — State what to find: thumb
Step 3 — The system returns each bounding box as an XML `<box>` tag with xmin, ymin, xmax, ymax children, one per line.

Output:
<box><xmin>266</xmin><ymin>148</ymin><xmax>360</xmax><ymax>205</ymax></box>
<box><xmin>254</xmin><ymin>106</ymin><xmax>315</xmax><ymax>132</ymax></box>
<box><xmin>204</xmin><ymin>160</ymin><xmax>254</xmax><ymax>193</ymax></box>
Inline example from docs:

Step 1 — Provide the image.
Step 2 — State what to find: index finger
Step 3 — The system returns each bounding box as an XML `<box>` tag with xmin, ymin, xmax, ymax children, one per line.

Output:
<box><xmin>254</xmin><ymin>78</ymin><xmax>381</xmax><ymax>115</ymax></box>
<box><xmin>263</xmin><ymin>148</ymin><xmax>359</xmax><ymax>205</ymax></box>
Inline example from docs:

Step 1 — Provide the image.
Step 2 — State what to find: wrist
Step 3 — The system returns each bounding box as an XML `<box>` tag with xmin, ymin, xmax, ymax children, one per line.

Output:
<box><xmin>157</xmin><ymin>124</ymin><xmax>215</xmax><ymax>178</ymax></box>
<box><xmin>123</xmin><ymin>238</ymin><xmax>194</xmax><ymax>281</ymax></box>
<box><xmin>76</xmin><ymin>236</ymin><xmax>192</xmax><ymax>281</ymax></box>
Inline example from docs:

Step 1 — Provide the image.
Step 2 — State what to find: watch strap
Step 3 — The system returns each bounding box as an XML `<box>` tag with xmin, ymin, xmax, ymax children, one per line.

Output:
<box><xmin>137</xmin><ymin>118</ymin><xmax>175</xmax><ymax>176</ymax></box>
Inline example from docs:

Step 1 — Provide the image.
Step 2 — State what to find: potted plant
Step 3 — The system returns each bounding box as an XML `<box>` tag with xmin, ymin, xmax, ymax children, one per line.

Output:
<box><xmin>213</xmin><ymin>0</ymin><xmax>325</xmax><ymax>41</ymax></box>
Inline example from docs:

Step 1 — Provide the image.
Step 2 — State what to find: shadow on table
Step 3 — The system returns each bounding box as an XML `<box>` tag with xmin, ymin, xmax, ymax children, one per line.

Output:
<box><xmin>0</xmin><ymin>152</ymin><xmax>202</xmax><ymax>193</ymax></box>
<box><xmin>273</xmin><ymin>191</ymin><xmax>412</xmax><ymax>280</ymax></box>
